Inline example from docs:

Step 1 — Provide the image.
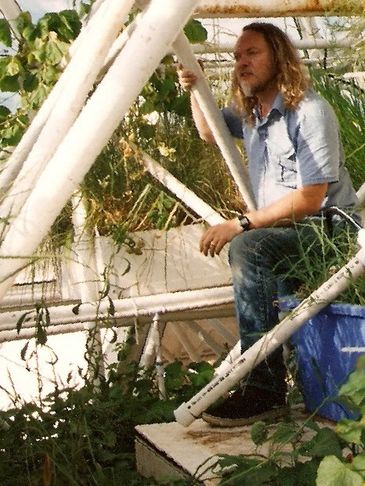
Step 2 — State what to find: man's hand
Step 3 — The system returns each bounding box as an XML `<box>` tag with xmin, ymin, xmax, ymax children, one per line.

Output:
<box><xmin>200</xmin><ymin>219</ymin><xmax>243</xmax><ymax>257</ymax></box>
<box><xmin>176</xmin><ymin>65</ymin><xmax>198</xmax><ymax>91</ymax></box>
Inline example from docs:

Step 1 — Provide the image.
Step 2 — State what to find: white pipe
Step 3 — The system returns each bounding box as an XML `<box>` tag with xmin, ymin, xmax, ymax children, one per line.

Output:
<box><xmin>174</xmin><ymin>250</ymin><xmax>365</xmax><ymax>426</ymax></box>
<box><xmin>356</xmin><ymin>183</ymin><xmax>365</xmax><ymax>208</ymax></box>
<box><xmin>213</xmin><ymin>339</ymin><xmax>241</xmax><ymax>376</ymax></box>
<box><xmin>0</xmin><ymin>0</ymin><xmax>113</xmax><ymax>193</ymax></box>
<box><xmin>0</xmin><ymin>0</ymin><xmax>200</xmax><ymax>300</ymax></box>
<box><xmin>0</xmin><ymin>0</ymin><xmax>134</xmax><ymax>224</ymax></box>
<box><xmin>135</xmin><ymin>145</ymin><xmax>224</xmax><ymax>226</ymax></box>
<box><xmin>173</xmin><ymin>33</ymin><xmax>256</xmax><ymax>211</ymax></box>
<box><xmin>194</xmin><ymin>0</ymin><xmax>364</xmax><ymax>17</ymax></box>
<box><xmin>191</xmin><ymin>37</ymin><xmax>353</xmax><ymax>54</ymax></box>
<box><xmin>0</xmin><ymin>286</ymin><xmax>234</xmax><ymax>331</ymax></box>
<box><xmin>140</xmin><ymin>315</ymin><xmax>159</xmax><ymax>368</ymax></box>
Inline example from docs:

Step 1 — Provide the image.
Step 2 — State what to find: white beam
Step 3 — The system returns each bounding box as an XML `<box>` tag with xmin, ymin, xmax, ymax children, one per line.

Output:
<box><xmin>0</xmin><ymin>286</ymin><xmax>235</xmax><ymax>337</ymax></box>
<box><xmin>135</xmin><ymin>145</ymin><xmax>224</xmax><ymax>226</ymax></box>
<box><xmin>0</xmin><ymin>0</ymin><xmax>135</xmax><ymax>220</ymax></box>
<box><xmin>194</xmin><ymin>0</ymin><xmax>365</xmax><ymax>17</ymax></box>
<box><xmin>173</xmin><ymin>32</ymin><xmax>256</xmax><ymax>210</ymax></box>
<box><xmin>0</xmin><ymin>0</ymin><xmax>200</xmax><ymax>300</ymax></box>
<box><xmin>175</xmin><ymin>248</ymin><xmax>365</xmax><ymax>426</ymax></box>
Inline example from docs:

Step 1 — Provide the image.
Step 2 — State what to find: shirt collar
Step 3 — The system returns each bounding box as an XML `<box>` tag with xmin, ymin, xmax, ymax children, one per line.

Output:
<box><xmin>254</xmin><ymin>92</ymin><xmax>285</xmax><ymax>121</ymax></box>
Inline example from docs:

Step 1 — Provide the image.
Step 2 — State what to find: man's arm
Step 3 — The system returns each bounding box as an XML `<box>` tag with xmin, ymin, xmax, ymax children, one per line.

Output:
<box><xmin>200</xmin><ymin>183</ymin><xmax>328</xmax><ymax>256</ymax></box>
<box><xmin>177</xmin><ymin>66</ymin><xmax>216</xmax><ymax>144</ymax></box>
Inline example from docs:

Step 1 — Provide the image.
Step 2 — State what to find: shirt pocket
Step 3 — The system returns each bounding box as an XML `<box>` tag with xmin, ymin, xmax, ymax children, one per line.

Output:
<box><xmin>267</xmin><ymin>139</ymin><xmax>297</xmax><ymax>188</ymax></box>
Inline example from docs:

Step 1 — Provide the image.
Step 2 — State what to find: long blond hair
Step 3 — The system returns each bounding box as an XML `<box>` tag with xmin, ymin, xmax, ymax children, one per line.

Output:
<box><xmin>231</xmin><ymin>22</ymin><xmax>310</xmax><ymax>125</ymax></box>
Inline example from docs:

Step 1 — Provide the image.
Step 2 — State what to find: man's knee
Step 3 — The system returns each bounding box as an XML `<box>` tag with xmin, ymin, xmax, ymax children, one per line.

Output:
<box><xmin>228</xmin><ymin>229</ymin><xmax>267</xmax><ymax>265</ymax></box>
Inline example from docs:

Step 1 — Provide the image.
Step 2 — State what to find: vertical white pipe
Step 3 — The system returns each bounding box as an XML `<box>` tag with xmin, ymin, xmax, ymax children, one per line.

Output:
<box><xmin>175</xmin><ymin>251</ymin><xmax>365</xmax><ymax>426</ymax></box>
<box><xmin>0</xmin><ymin>0</ymin><xmax>200</xmax><ymax>300</ymax></box>
<box><xmin>0</xmin><ymin>0</ymin><xmax>135</xmax><ymax>223</ymax></box>
<box><xmin>172</xmin><ymin>33</ymin><xmax>256</xmax><ymax>211</ymax></box>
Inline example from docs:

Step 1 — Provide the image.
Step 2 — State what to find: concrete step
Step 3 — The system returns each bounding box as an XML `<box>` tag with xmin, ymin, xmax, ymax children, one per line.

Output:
<box><xmin>135</xmin><ymin>406</ymin><xmax>334</xmax><ymax>484</ymax></box>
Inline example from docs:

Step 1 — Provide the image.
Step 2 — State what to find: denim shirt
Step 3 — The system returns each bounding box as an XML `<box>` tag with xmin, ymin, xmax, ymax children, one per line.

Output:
<box><xmin>222</xmin><ymin>90</ymin><xmax>359</xmax><ymax>211</ymax></box>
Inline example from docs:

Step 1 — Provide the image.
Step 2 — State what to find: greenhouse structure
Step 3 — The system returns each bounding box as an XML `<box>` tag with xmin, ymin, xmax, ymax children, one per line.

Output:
<box><xmin>0</xmin><ymin>0</ymin><xmax>365</xmax><ymax>483</ymax></box>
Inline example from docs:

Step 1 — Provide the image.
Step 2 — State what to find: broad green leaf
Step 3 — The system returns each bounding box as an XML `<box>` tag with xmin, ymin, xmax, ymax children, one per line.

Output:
<box><xmin>184</xmin><ymin>19</ymin><xmax>207</xmax><ymax>44</ymax></box>
<box><xmin>58</xmin><ymin>10</ymin><xmax>82</xmax><ymax>41</ymax></box>
<box><xmin>1</xmin><ymin>122</ymin><xmax>23</xmax><ymax>145</ymax></box>
<box><xmin>316</xmin><ymin>456</ymin><xmax>363</xmax><ymax>486</ymax></box>
<box><xmin>44</xmin><ymin>37</ymin><xmax>68</xmax><ymax>65</ymax></box>
<box><xmin>339</xmin><ymin>370</ymin><xmax>365</xmax><ymax>406</ymax></box>
<box><xmin>188</xmin><ymin>361</ymin><xmax>214</xmax><ymax>387</ymax></box>
<box><xmin>15</xmin><ymin>11</ymin><xmax>33</xmax><ymax>37</ymax></box>
<box><xmin>0</xmin><ymin>57</ymin><xmax>9</xmax><ymax>78</ymax></box>
<box><xmin>0</xmin><ymin>105</ymin><xmax>10</xmax><ymax>122</ymax></box>
<box><xmin>27</xmin><ymin>83</ymin><xmax>48</xmax><ymax>108</ymax></box>
<box><xmin>299</xmin><ymin>427</ymin><xmax>342</xmax><ymax>458</ymax></box>
<box><xmin>277</xmin><ymin>461</ymin><xmax>319</xmax><ymax>486</ymax></box>
<box><xmin>0</xmin><ymin>19</ymin><xmax>12</xmax><ymax>47</ymax></box>
<box><xmin>352</xmin><ymin>454</ymin><xmax>365</xmax><ymax>478</ymax></box>
<box><xmin>336</xmin><ymin>418</ymin><xmax>365</xmax><ymax>445</ymax></box>
<box><xmin>38</xmin><ymin>12</ymin><xmax>61</xmax><ymax>39</ymax></box>
<box><xmin>23</xmin><ymin>73</ymin><xmax>38</xmax><ymax>92</ymax></box>
<box><xmin>271</xmin><ymin>422</ymin><xmax>299</xmax><ymax>445</ymax></box>
<box><xmin>0</xmin><ymin>75</ymin><xmax>19</xmax><ymax>92</ymax></box>
<box><xmin>251</xmin><ymin>420</ymin><xmax>269</xmax><ymax>445</ymax></box>
<box><xmin>6</xmin><ymin>58</ymin><xmax>21</xmax><ymax>76</ymax></box>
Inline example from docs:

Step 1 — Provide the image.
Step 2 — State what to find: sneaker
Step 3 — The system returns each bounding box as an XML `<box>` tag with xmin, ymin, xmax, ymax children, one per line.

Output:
<box><xmin>202</xmin><ymin>385</ymin><xmax>289</xmax><ymax>427</ymax></box>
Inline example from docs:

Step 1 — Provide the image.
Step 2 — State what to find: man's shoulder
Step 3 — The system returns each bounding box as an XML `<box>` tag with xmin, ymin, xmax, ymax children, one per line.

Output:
<box><xmin>296</xmin><ymin>89</ymin><xmax>335</xmax><ymax>120</ymax></box>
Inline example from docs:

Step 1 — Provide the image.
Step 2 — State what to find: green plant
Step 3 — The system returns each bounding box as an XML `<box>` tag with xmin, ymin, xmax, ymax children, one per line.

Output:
<box><xmin>0</xmin><ymin>336</ymin><xmax>214</xmax><ymax>485</ymax></box>
<box><xmin>205</xmin><ymin>356</ymin><xmax>365</xmax><ymax>486</ymax></box>
<box><xmin>282</xmin><ymin>218</ymin><xmax>365</xmax><ymax>306</ymax></box>
<box><xmin>311</xmin><ymin>70</ymin><xmax>365</xmax><ymax>191</ymax></box>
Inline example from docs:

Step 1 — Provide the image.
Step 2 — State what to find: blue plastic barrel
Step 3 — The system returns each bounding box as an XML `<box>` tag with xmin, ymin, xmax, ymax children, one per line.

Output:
<box><xmin>280</xmin><ymin>298</ymin><xmax>365</xmax><ymax>421</ymax></box>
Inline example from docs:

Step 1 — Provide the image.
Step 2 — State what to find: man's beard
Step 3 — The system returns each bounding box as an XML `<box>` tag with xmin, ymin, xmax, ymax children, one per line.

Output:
<box><xmin>238</xmin><ymin>71</ymin><xmax>277</xmax><ymax>98</ymax></box>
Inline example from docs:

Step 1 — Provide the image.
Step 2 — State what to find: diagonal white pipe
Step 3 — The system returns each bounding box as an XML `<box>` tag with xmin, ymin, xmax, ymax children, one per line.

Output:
<box><xmin>174</xmin><ymin>247</ymin><xmax>365</xmax><ymax>426</ymax></box>
<box><xmin>173</xmin><ymin>32</ymin><xmax>256</xmax><ymax>211</ymax></box>
<box><xmin>0</xmin><ymin>0</ymin><xmax>200</xmax><ymax>301</ymax></box>
<box><xmin>135</xmin><ymin>145</ymin><xmax>224</xmax><ymax>226</ymax></box>
<box><xmin>0</xmin><ymin>0</ymin><xmax>135</xmax><ymax>221</ymax></box>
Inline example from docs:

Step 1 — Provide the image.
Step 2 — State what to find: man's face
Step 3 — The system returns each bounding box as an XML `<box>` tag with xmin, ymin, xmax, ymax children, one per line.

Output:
<box><xmin>234</xmin><ymin>30</ymin><xmax>277</xmax><ymax>97</ymax></box>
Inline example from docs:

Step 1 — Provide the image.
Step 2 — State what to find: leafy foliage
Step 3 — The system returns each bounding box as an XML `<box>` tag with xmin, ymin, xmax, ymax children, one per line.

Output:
<box><xmin>212</xmin><ymin>357</ymin><xmax>365</xmax><ymax>486</ymax></box>
<box><xmin>0</xmin><ymin>349</ymin><xmax>214</xmax><ymax>485</ymax></box>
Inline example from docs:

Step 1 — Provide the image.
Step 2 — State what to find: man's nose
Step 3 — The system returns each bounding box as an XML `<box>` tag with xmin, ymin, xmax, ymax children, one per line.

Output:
<box><xmin>236</xmin><ymin>56</ymin><xmax>248</xmax><ymax>68</ymax></box>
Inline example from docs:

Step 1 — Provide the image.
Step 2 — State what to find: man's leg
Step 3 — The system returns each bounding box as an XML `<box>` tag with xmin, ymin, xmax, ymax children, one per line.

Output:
<box><xmin>203</xmin><ymin>225</ymin><xmax>312</xmax><ymax>426</ymax></box>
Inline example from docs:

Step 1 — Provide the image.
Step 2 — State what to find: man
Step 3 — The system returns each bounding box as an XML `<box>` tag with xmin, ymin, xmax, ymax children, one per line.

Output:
<box><xmin>177</xmin><ymin>22</ymin><xmax>359</xmax><ymax>426</ymax></box>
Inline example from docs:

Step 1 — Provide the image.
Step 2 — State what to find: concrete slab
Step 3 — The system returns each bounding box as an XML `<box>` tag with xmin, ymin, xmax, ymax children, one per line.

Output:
<box><xmin>135</xmin><ymin>408</ymin><xmax>335</xmax><ymax>484</ymax></box>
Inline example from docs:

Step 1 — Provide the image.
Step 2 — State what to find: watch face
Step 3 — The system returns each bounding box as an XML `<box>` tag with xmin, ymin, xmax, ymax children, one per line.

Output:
<box><xmin>239</xmin><ymin>216</ymin><xmax>250</xmax><ymax>230</ymax></box>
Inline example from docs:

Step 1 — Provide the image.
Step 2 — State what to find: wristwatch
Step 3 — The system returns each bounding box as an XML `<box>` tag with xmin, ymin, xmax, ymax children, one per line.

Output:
<box><xmin>238</xmin><ymin>215</ymin><xmax>251</xmax><ymax>232</ymax></box>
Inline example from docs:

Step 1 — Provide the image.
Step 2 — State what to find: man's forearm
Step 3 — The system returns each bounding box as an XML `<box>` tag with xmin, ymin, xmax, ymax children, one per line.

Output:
<box><xmin>190</xmin><ymin>93</ymin><xmax>216</xmax><ymax>144</ymax></box>
<box><xmin>246</xmin><ymin>184</ymin><xmax>328</xmax><ymax>229</ymax></box>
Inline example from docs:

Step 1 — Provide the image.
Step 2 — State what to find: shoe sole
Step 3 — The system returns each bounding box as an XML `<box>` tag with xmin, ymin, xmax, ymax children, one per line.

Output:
<box><xmin>202</xmin><ymin>406</ymin><xmax>290</xmax><ymax>427</ymax></box>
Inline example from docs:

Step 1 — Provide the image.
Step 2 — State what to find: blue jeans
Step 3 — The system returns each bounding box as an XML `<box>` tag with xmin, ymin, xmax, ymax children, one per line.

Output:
<box><xmin>228</xmin><ymin>221</ymin><xmax>329</xmax><ymax>393</ymax></box>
